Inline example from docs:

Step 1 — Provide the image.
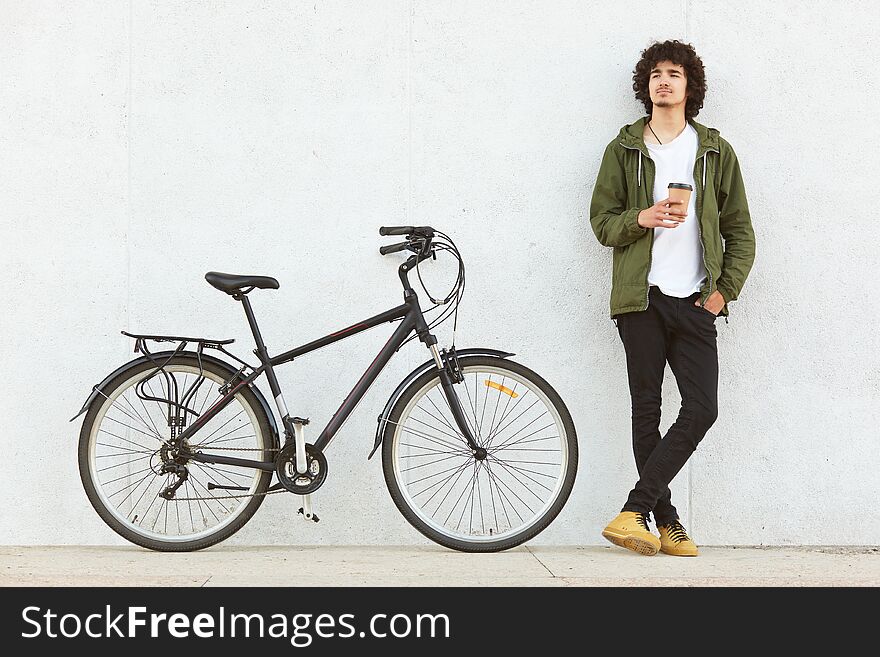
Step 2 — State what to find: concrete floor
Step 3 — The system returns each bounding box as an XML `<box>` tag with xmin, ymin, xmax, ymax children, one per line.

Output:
<box><xmin>2</xmin><ymin>545</ymin><xmax>879</xmax><ymax>586</ymax></box>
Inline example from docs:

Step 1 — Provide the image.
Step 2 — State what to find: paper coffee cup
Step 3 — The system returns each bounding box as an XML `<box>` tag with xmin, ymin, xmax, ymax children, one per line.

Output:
<box><xmin>667</xmin><ymin>182</ymin><xmax>692</xmax><ymax>214</ymax></box>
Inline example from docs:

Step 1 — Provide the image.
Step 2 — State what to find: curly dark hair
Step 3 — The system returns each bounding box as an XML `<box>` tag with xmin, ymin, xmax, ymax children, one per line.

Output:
<box><xmin>632</xmin><ymin>40</ymin><xmax>706</xmax><ymax>119</ymax></box>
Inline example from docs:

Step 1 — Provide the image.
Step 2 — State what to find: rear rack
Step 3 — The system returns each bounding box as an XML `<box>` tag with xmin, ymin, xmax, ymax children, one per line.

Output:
<box><xmin>121</xmin><ymin>330</ymin><xmax>234</xmax><ymax>349</ymax></box>
<box><xmin>120</xmin><ymin>330</ymin><xmax>254</xmax><ymax>438</ymax></box>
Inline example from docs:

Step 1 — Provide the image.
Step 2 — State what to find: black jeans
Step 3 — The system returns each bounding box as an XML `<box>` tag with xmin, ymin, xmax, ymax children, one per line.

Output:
<box><xmin>614</xmin><ymin>285</ymin><xmax>719</xmax><ymax>525</ymax></box>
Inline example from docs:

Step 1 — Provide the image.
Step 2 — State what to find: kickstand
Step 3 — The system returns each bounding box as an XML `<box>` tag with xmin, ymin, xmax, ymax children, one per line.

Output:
<box><xmin>298</xmin><ymin>494</ymin><xmax>319</xmax><ymax>523</ymax></box>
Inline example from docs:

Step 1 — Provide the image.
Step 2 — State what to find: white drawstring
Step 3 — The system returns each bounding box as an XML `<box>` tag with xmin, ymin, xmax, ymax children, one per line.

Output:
<box><xmin>635</xmin><ymin>145</ymin><xmax>708</xmax><ymax>190</ymax></box>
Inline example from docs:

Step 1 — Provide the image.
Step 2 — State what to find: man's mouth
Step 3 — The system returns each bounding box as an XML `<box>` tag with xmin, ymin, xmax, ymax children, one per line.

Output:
<box><xmin>658</xmin><ymin>89</ymin><xmax>671</xmax><ymax>94</ymax></box>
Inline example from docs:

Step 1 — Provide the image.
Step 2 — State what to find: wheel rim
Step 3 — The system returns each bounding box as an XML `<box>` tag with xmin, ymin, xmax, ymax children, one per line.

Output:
<box><xmin>86</xmin><ymin>365</ymin><xmax>266</xmax><ymax>543</ymax></box>
<box><xmin>391</xmin><ymin>365</ymin><xmax>569</xmax><ymax>543</ymax></box>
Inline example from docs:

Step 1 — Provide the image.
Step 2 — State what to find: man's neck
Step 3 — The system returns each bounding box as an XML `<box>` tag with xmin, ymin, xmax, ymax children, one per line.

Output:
<box><xmin>647</xmin><ymin>108</ymin><xmax>687</xmax><ymax>142</ymax></box>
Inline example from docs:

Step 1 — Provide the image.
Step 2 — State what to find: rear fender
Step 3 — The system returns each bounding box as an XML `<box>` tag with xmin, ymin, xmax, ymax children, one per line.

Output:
<box><xmin>69</xmin><ymin>350</ymin><xmax>280</xmax><ymax>450</ymax></box>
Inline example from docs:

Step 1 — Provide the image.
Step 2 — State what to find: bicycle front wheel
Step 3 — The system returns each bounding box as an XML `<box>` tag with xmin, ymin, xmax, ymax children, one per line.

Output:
<box><xmin>381</xmin><ymin>355</ymin><xmax>577</xmax><ymax>552</ymax></box>
<box><xmin>77</xmin><ymin>354</ymin><xmax>274</xmax><ymax>551</ymax></box>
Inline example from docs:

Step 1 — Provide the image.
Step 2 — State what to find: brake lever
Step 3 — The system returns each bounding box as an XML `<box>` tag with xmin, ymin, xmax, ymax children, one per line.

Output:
<box><xmin>405</xmin><ymin>236</ymin><xmax>430</xmax><ymax>256</ymax></box>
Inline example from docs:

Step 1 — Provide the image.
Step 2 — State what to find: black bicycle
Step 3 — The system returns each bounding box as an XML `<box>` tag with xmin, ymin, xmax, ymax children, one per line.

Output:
<box><xmin>71</xmin><ymin>226</ymin><xmax>578</xmax><ymax>552</ymax></box>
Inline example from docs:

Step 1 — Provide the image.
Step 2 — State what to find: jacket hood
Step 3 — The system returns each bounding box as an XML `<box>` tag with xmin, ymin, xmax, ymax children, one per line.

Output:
<box><xmin>617</xmin><ymin>115</ymin><xmax>720</xmax><ymax>156</ymax></box>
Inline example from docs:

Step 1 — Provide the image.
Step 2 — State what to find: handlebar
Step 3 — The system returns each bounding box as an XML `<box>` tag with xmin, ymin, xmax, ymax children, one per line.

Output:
<box><xmin>378</xmin><ymin>225</ymin><xmax>436</xmax><ymax>258</ymax></box>
<box><xmin>379</xmin><ymin>225</ymin><xmax>435</xmax><ymax>238</ymax></box>
<box><xmin>379</xmin><ymin>226</ymin><xmax>413</xmax><ymax>236</ymax></box>
<box><xmin>379</xmin><ymin>241</ymin><xmax>410</xmax><ymax>256</ymax></box>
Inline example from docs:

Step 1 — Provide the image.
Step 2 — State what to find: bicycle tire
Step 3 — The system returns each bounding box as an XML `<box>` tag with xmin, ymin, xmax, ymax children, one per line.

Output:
<box><xmin>77</xmin><ymin>353</ymin><xmax>274</xmax><ymax>551</ymax></box>
<box><xmin>381</xmin><ymin>355</ymin><xmax>577</xmax><ymax>552</ymax></box>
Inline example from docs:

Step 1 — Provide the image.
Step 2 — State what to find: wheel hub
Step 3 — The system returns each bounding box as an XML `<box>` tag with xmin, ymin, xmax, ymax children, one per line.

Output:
<box><xmin>160</xmin><ymin>440</ymin><xmax>190</xmax><ymax>466</ymax></box>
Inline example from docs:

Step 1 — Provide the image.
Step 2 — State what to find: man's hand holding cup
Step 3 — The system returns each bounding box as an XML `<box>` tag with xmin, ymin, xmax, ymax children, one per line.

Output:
<box><xmin>638</xmin><ymin>182</ymin><xmax>693</xmax><ymax>229</ymax></box>
<box><xmin>638</xmin><ymin>197</ymin><xmax>687</xmax><ymax>229</ymax></box>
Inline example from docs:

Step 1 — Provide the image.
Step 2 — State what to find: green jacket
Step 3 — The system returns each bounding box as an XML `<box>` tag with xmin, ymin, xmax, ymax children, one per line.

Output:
<box><xmin>589</xmin><ymin>116</ymin><xmax>755</xmax><ymax>321</ymax></box>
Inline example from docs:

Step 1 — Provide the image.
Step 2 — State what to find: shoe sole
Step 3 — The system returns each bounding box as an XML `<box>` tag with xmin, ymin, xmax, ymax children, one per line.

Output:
<box><xmin>601</xmin><ymin>529</ymin><xmax>659</xmax><ymax>556</ymax></box>
<box><xmin>660</xmin><ymin>547</ymin><xmax>699</xmax><ymax>557</ymax></box>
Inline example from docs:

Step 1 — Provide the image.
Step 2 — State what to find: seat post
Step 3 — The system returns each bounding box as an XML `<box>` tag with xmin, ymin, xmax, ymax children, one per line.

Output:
<box><xmin>234</xmin><ymin>292</ymin><xmax>269</xmax><ymax>356</ymax></box>
<box><xmin>232</xmin><ymin>291</ymin><xmax>291</xmax><ymax>434</ymax></box>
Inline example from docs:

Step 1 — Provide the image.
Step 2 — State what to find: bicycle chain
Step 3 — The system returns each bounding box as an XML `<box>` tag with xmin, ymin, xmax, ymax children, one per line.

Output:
<box><xmin>168</xmin><ymin>445</ymin><xmax>283</xmax><ymax>500</ymax></box>
<box><xmin>169</xmin><ymin>488</ymin><xmax>286</xmax><ymax>501</ymax></box>
<box><xmin>186</xmin><ymin>445</ymin><xmax>280</xmax><ymax>452</ymax></box>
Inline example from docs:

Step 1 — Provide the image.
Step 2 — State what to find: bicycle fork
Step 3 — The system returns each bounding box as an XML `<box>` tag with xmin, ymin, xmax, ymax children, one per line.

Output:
<box><xmin>429</xmin><ymin>345</ymin><xmax>486</xmax><ymax>460</ymax></box>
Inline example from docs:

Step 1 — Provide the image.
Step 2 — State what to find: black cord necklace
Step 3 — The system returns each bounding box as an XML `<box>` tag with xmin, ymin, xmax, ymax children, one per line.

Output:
<box><xmin>647</xmin><ymin>121</ymin><xmax>663</xmax><ymax>144</ymax></box>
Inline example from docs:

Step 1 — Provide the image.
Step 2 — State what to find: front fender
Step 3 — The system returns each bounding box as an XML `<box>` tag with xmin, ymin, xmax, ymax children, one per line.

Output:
<box><xmin>368</xmin><ymin>347</ymin><xmax>515</xmax><ymax>459</ymax></box>
<box><xmin>70</xmin><ymin>350</ymin><xmax>281</xmax><ymax>450</ymax></box>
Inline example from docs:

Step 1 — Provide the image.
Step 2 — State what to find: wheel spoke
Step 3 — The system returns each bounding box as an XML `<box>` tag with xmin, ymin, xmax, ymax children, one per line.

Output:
<box><xmin>423</xmin><ymin>392</ymin><xmax>464</xmax><ymax>438</ymax></box>
<box><xmin>95</xmin><ymin>389</ymin><xmax>164</xmax><ymax>442</ymax></box>
<box><xmin>489</xmin><ymin>423</ymin><xmax>557</xmax><ymax>453</ymax></box>
<box><xmin>484</xmin><ymin>458</ymin><xmax>522</xmax><ymax>524</ymax></box>
<box><xmin>102</xmin><ymin>415</ymin><xmax>164</xmax><ymax>444</ymax></box>
<box><xmin>490</xmin><ymin>435</ymin><xmax>560</xmax><ymax>450</ymax></box>
<box><xmin>483</xmin><ymin>388</ymin><xmax>529</xmax><ymax>446</ymax></box>
<box><xmin>447</xmin><ymin>462</ymin><xmax>479</xmax><ymax>527</ymax></box>
<box><xmin>400</xmin><ymin>452</ymin><xmax>468</xmax><ymax>474</ymax></box>
<box><xmin>130</xmin><ymin>386</ymin><xmax>165</xmax><ymax>440</ymax></box>
<box><xmin>487</xmin><ymin>455</ymin><xmax>553</xmax><ymax>498</ymax></box>
<box><xmin>412</xmin><ymin>403</ymin><xmax>468</xmax><ymax>445</ymax></box>
<box><xmin>96</xmin><ymin>441</ymin><xmax>155</xmax><ymax>455</ymax></box>
<box><xmin>190</xmin><ymin>433</ymin><xmax>256</xmax><ymax>449</ymax></box>
<box><xmin>484</xmin><ymin>397</ymin><xmax>541</xmax><ymax>451</ymax></box>
<box><xmin>192</xmin><ymin>409</ymin><xmax>246</xmax><ymax>446</ymax></box>
<box><xmin>399</xmin><ymin>441</ymin><xmax>465</xmax><ymax>456</ymax></box>
<box><xmin>405</xmin><ymin>415</ymin><xmax>471</xmax><ymax>451</ymax></box>
<box><xmin>430</xmin><ymin>463</ymin><xmax>472</xmax><ymax>520</ymax></box>
<box><xmin>388</xmin><ymin>420</ymin><xmax>470</xmax><ymax>454</ymax></box>
<box><xmin>195</xmin><ymin>420</ymin><xmax>253</xmax><ymax>448</ymax></box>
<box><xmin>97</xmin><ymin>454</ymin><xmax>151</xmax><ymax>473</ymax></box>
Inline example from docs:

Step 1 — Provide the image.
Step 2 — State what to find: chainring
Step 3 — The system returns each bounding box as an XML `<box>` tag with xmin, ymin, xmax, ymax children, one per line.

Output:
<box><xmin>275</xmin><ymin>442</ymin><xmax>327</xmax><ymax>494</ymax></box>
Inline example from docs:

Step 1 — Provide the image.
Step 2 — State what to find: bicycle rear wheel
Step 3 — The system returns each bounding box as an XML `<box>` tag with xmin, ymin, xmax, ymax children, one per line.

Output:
<box><xmin>381</xmin><ymin>355</ymin><xmax>577</xmax><ymax>552</ymax></box>
<box><xmin>77</xmin><ymin>354</ymin><xmax>274</xmax><ymax>551</ymax></box>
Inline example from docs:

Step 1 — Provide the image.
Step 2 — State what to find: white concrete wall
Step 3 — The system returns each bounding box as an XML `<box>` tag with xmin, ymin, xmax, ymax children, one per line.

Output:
<box><xmin>2</xmin><ymin>1</ymin><xmax>878</xmax><ymax>546</ymax></box>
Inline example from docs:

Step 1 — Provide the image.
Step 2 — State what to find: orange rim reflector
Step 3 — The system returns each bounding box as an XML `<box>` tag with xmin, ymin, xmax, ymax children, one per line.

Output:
<box><xmin>485</xmin><ymin>380</ymin><xmax>518</xmax><ymax>397</ymax></box>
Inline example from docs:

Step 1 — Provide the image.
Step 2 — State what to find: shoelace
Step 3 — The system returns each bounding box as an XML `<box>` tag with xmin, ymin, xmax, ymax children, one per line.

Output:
<box><xmin>635</xmin><ymin>513</ymin><xmax>652</xmax><ymax>532</ymax></box>
<box><xmin>661</xmin><ymin>520</ymin><xmax>690</xmax><ymax>543</ymax></box>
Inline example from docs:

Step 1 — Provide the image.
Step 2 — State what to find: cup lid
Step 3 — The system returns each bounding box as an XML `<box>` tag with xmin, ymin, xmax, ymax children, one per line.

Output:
<box><xmin>668</xmin><ymin>183</ymin><xmax>693</xmax><ymax>190</ymax></box>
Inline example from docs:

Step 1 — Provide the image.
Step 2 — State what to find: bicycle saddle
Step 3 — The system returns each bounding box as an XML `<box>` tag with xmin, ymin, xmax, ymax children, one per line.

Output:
<box><xmin>205</xmin><ymin>271</ymin><xmax>280</xmax><ymax>294</ymax></box>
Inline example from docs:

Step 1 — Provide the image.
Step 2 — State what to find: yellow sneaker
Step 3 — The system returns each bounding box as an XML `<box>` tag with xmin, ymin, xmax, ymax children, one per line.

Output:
<box><xmin>601</xmin><ymin>511</ymin><xmax>660</xmax><ymax>556</ymax></box>
<box><xmin>657</xmin><ymin>520</ymin><xmax>699</xmax><ymax>556</ymax></box>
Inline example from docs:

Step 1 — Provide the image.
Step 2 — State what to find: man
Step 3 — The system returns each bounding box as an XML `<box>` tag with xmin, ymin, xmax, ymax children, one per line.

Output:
<box><xmin>589</xmin><ymin>40</ymin><xmax>755</xmax><ymax>556</ymax></box>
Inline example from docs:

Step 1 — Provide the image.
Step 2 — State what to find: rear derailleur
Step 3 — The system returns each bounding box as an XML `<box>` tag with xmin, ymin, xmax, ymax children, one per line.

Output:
<box><xmin>159</xmin><ymin>462</ymin><xmax>188</xmax><ymax>500</ymax></box>
<box><xmin>158</xmin><ymin>441</ymin><xmax>188</xmax><ymax>500</ymax></box>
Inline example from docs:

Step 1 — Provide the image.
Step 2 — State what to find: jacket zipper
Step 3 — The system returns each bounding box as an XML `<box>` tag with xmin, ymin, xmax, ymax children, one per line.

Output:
<box><xmin>695</xmin><ymin>151</ymin><xmax>711</xmax><ymax>306</ymax></box>
<box><xmin>695</xmin><ymin>149</ymin><xmax>728</xmax><ymax>324</ymax></box>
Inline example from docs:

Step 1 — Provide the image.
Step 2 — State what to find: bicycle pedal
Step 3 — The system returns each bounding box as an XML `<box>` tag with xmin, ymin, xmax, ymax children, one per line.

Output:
<box><xmin>297</xmin><ymin>507</ymin><xmax>320</xmax><ymax>523</ymax></box>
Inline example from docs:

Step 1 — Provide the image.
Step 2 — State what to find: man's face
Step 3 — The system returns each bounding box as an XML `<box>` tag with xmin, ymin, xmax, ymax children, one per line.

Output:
<box><xmin>649</xmin><ymin>60</ymin><xmax>689</xmax><ymax>110</ymax></box>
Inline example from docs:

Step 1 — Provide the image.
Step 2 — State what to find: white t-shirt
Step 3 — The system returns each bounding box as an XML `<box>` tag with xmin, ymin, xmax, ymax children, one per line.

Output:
<box><xmin>645</xmin><ymin>123</ymin><xmax>706</xmax><ymax>298</ymax></box>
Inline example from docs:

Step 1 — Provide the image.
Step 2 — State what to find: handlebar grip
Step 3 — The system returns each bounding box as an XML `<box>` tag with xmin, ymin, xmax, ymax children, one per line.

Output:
<box><xmin>379</xmin><ymin>226</ymin><xmax>414</xmax><ymax>236</ymax></box>
<box><xmin>379</xmin><ymin>241</ymin><xmax>410</xmax><ymax>256</ymax></box>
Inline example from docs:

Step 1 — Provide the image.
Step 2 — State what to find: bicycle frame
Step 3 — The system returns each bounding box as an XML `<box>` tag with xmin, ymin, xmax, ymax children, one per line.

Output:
<box><xmin>178</xmin><ymin>287</ymin><xmax>476</xmax><ymax>473</ymax></box>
